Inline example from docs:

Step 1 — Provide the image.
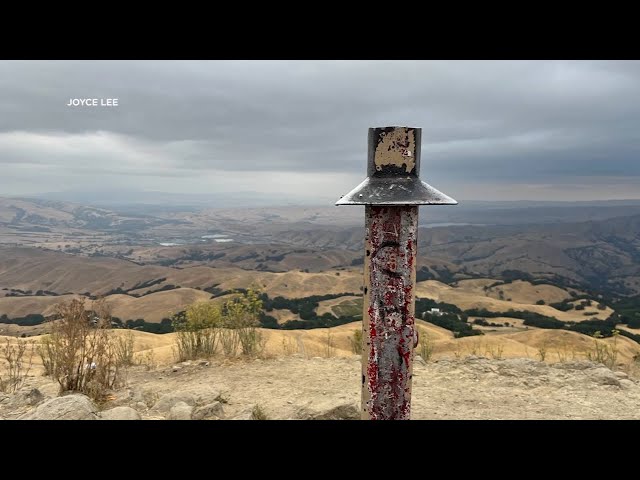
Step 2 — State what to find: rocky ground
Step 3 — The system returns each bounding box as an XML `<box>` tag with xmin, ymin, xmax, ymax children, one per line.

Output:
<box><xmin>1</xmin><ymin>356</ymin><xmax>639</xmax><ymax>420</ymax></box>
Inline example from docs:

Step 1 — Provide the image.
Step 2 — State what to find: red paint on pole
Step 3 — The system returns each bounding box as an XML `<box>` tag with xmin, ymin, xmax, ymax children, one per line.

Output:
<box><xmin>364</xmin><ymin>205</ymin><xmax>418</xmax><ymax>420</ymax></box>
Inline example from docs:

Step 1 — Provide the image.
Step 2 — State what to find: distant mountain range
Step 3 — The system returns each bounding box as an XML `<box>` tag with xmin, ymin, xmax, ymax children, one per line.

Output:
<box><xmin>1</xmin><ymin>195</ymin><xmax>639</xmax><ymax>296</ymax></box>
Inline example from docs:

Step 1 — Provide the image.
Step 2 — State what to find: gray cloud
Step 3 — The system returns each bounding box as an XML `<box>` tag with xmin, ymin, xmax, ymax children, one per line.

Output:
<box><xmin>0</xmin><ymin>60</ymin><xmax>639</xmax><ymax>202</ymax></box>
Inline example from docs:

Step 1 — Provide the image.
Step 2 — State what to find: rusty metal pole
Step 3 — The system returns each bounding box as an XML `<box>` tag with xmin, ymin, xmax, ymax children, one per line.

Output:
<box><xmin>336</xmin><ymin>126</ymin><xmax>457</xmax><ymax>420</ymax></box>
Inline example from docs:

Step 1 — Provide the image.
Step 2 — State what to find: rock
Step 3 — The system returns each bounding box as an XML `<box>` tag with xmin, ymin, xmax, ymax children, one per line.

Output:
<box><xmin>169</xmin><ymin>401</ymin><xmax>194</xmax><ymax>420</ymax></box>
<box><xmin>198</xmin><ymin>361</ymin><xmax>210</xmax><ymax>367</ymax></box>
<box><xmin>231</xmin><ymin>407</ymin><xmax>256</xmax><ymax>420</ymax></box>
<box><xmin>619</xmin><ymin>379</ymin><xmax>635</xmax><ymax>390</ymax></box>
<box><xmin>100</xmin><ymin>406</ymin><xmax>141</xmax><ymax>420</ymax></box>
<box><xmin>23</xmin><ymin>394</ymin><xmax>98</xmax><ymax>420</ymax></box>
<box><xmin>8</xmin><ymin>388</ymin><xmax>44</xmax><ymax>408</ymax></box>
<box><xmin>0</xmin><ymin>393</ymin><xmax>9</xmax><ymax>405</ymax></box>
<box><xmin>172</xmin><ymin>366</ymin><xmax>181</xmax><ymax>373</ymax></box>
<box><xmin>193</xmin><ymin>389</ymin><xmax>222</xmax><ymax>405</ymax></box>
<box><xmin>588</xmin><ymin>367</ymin><xmax>621</xmax><ymax>387</ymax></box>
<box><xmin>295</xmin><ymin>401</ymin><xmax>359</xmax><ymax>420</ymax></box>
<box><xmin>135</xmin><ymin>402</ymin><xmax>148</xmax><ymax>411</ymax></box>
<box><xmin>192</xmin><ymin>401</ymin><xmax>224</xmax><ymax>420</ymax></box>
<box><xmin>615</xmin><ymin>371</ymin><xmax>629</xmax><ymax>379</ymax></box>
<box><xmin>181</xmin><ymin>361</ymin><xmax>192</xmax><ymax>367</ymax></box>
<box><xmin>554</xmin><ymin>360</ymin><xmax>600</xmax><ymax>371</ymax></box>
<box><xmin>130</xmin><ymin>386</ymin><xmax>158</xmax><ymax>407</ymax></box>
<box><xmin>152</xmin><ymin>392</ymin><xmax>196</xmax><ymax>413</ymax></box>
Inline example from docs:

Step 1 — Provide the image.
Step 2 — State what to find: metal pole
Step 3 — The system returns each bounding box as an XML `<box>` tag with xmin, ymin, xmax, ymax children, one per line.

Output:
<box><xmin>336</xmin><ymin>126</ymin><xmax>457</xmax><ymax>420</ymax></box>
<box><xmin>362</xmin><ymin>204</ymin><xmax>418</xmax><ymax>419</ymax></box>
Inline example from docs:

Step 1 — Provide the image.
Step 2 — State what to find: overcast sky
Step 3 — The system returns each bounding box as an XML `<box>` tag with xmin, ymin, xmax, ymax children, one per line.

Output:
<box><xmin>1</xmin><ymin>60</ymin><xmax>639</xmax><ymax>204</ymax></box>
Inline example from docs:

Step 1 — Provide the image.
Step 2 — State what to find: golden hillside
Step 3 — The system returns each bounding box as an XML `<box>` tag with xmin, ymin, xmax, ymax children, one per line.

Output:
<box><xmin>3</xmin><ymin>320</ymin><xmax>638</xmax><ymax>375</ymax></box>
<box><xmin>415</xmin><ymin>280</ymin><xmax>614</xmax><ymax>321</ymax></box>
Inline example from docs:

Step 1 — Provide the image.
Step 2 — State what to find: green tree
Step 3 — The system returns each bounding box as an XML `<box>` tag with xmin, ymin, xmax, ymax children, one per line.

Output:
<box><xmin>173</xmin><ymin>302</ymin><xmax>222</xmax><ymax>361</ymax></box>
<box><xmin>223</xmin><ymin>288</ymin><xmax>265</xmax><ymax>356</ymax></box>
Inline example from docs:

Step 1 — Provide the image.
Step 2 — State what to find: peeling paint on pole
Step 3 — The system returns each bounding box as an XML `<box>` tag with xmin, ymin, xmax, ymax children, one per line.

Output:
<box><xmin>336</xmin><ymin>126</ymin><xmax>457</xmax><ymax>420</ymax></box>
<box><xmin>362</xmin><ymin>205</ymin><xmax>417</xmax><ymax>419</ymax></box>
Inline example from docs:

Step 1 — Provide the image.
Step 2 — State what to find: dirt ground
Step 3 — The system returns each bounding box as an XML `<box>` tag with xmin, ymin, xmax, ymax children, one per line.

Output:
<box><xmin>3</xmin><ymin>355</ymin><xmax>639</xmax><ymax>420</ymax></box>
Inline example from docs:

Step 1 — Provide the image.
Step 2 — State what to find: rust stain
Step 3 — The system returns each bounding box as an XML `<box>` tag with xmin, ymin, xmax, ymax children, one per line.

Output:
<box><xmin>374</xmin><ymin>127</ymin><xmax>416</xmax><ymax>174</ymax></box>
<box><xmin>361</xmin><ymin>205</ymin><xmax>417</xmax><ymax>420</ymax></box>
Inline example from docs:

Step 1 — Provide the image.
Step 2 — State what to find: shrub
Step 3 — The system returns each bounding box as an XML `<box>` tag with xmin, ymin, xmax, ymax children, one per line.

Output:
<box><xmin>0</xmin><ymin>338</ymin><xmax>34</xmax><ymax>393</ymax></box>
<box><xmin>350</xmin><ymin>329</ymin><xmax>362</xmax><ymax>355</ymax></box>
<box><xmin>173</xmin><ymin>302</ymin><xmax>221</xmax><ymax>362</ymax></box>
<box><xmin>522</xmin><ymin>316</ymin><xmax>565</xmax><ymax>329</ymax></box>
<box><xmin>550</xmin><ymin>301</ymin><xmax>573</xmax><ymax>312</ymax></box>
<box><xmin>324</xmin><ymin>328</ymin><xmax>335</xmax><ymax>358</ymax></box>
<box><xmin>114</xmin><ymin>330</ymin><xmax>136</xmax><ymax>367</ymax></box>
<box><xmin>536</xmin><ymin>300</ymin><xmax>545</xmax><ymax>305</ymax></box>
<box><xmin>37</xmin><ymin>298</ymin><xmax>124</xmax><ymax>401</ymax></box>
<box><xmin>223</xmin><ymin>288</ymin><xmax>264</xmax><ymax>357</ymax></box>
<box><xmin>537</xmin><ymin>341</ymin><xmax>548</xmax><ymax>361</ymax></box>
<box><xmin>418</xmin><ymin>329</ymin><xmax>434</xmax><ymax>362</ymax></box>
<box><xmin>135</xmin><ymin>345</ymin><xmax>157</xmax><ymax>371</ymax></box>
<box><xmin>587</xmin><ymin>330</ymin><xmax>618</xmax><ymax>368</ymax></box>
<box><xmin>219</xmin><ymin>327</ymin><xmax>240</xmax><ymax>357</ymax></box>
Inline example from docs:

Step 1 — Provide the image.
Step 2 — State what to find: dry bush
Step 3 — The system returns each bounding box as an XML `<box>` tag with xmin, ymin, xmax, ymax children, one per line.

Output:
<box><xmin>537</xmin><ymin>341</ymin><xmax>548</xmax><ymax>361</ymax></box>
<box><xmin>219</xmin><ymin>327</ymin><xmax>240</xmax><ymax>357</ymax></box>
<box><xmin>418</xmin><ymin>328</ymin><xmax>434</xmax><ymax>362</ymax></box>
<box><xmin>324</xmin><ymin>329</ymin><xmax>335</xmax><ymax>358</ymax></box>
<box><xmin>587</xmin><ymin>330</ymin><xmax>618</xmax><ymax>368</ymax></box>
<box><xmin>453</xmin><ymin>342</ymin><xmax>463</xmax><ymax>359</ymax></box>
<box><xmin>350</xmin><ymin>329</ymin><xmax>363</xmax><ymax>355</ymax></box>
<box><xmin>173</xmin><ymin>302</ymin><xmax>221</xmax><ymax>361</ymax></box>
<box><xmin>115</xmin><ymin>330</ymin><xmax>136</xmax><ymax>367</ymax></box>
<box><xmin>0</xmin><ymin>338</ymin><xmax>34</xmax><ymax>393</ymax></box>
<box><xmin>37</xmin><ymin>298</ymin><xmax>124</xmax><ymax>401</ymax></box>
<box><xmin>135</xmin><ymin>345</ymin><xmax>157</xmax><ymax>371</ymax></box>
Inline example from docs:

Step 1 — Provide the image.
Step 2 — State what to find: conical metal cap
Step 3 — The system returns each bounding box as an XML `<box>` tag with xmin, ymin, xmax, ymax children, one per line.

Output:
<box><xmin>335</xmin><ymin>126</ymin><xmax>458</xmax><ymax>206</ymax></box>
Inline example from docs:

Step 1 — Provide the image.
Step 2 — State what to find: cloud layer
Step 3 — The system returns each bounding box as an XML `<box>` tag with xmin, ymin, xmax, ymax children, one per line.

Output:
<box><xmin>1</xmin><ymin>60</ymin><xmax>639</xmax><ymax>203</ymax></box>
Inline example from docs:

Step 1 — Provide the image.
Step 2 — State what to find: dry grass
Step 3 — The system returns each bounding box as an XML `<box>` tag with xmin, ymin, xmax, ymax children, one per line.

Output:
<box><xmin>415</xmin><ymin>280</ymin><xmax>613</xmax><ymax>322</ymax></box>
